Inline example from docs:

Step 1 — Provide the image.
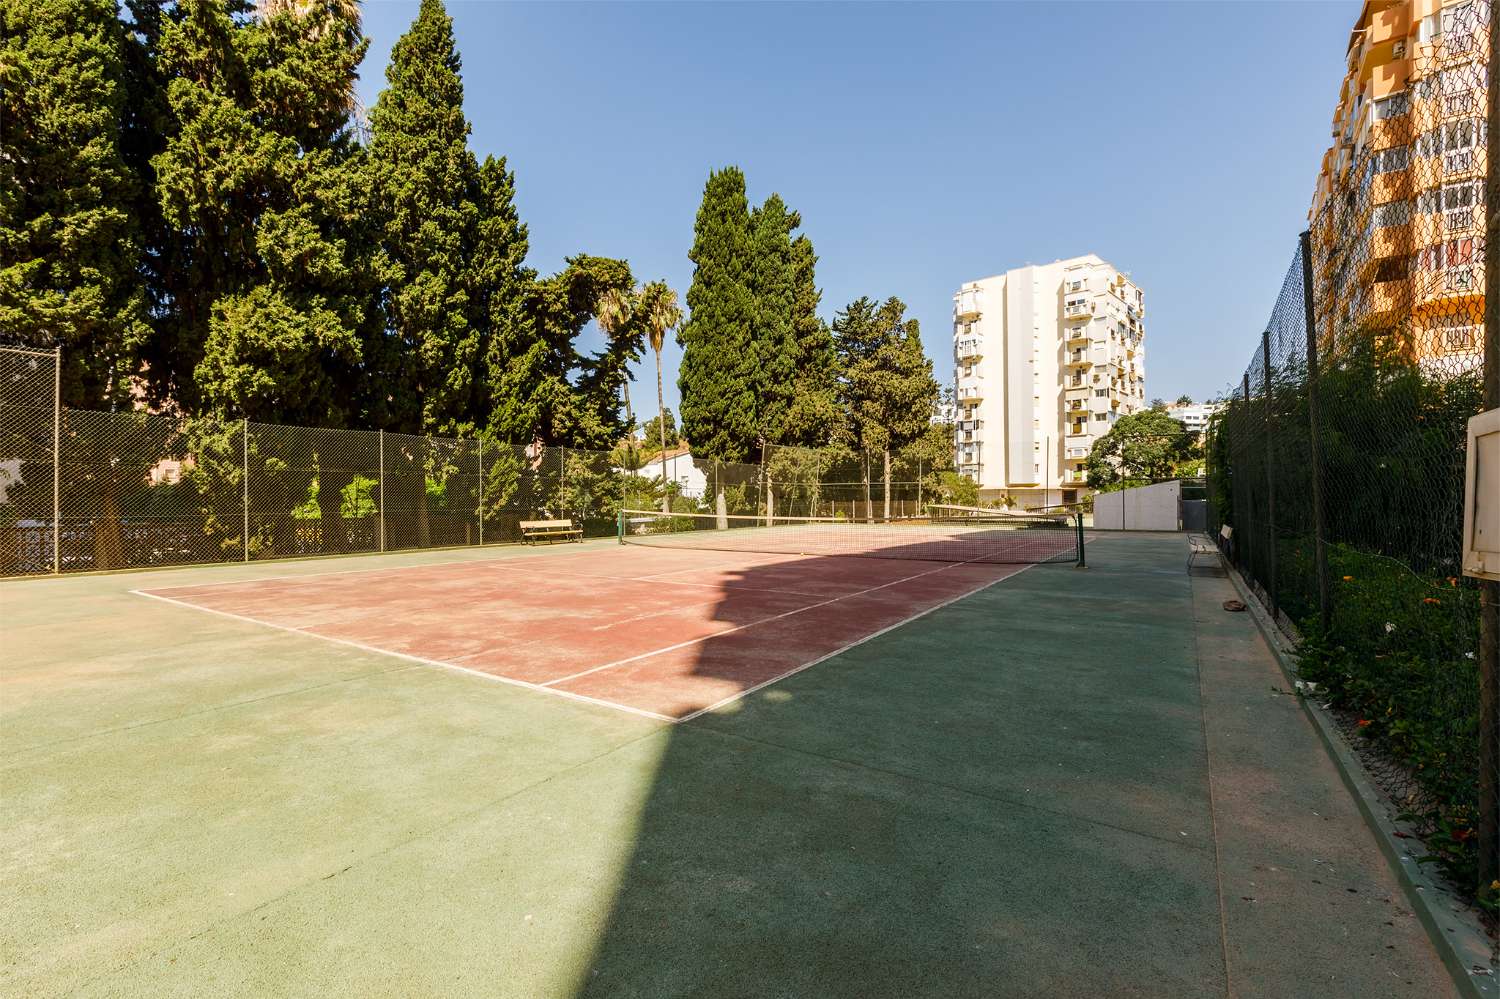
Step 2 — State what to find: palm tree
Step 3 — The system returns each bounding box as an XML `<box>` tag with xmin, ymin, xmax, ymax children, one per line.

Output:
<box><xmin>637</xmin><ymin>282</ymin><xmax>683</xmax><ymax>512</ymax></box>
<box><xmin>595</xmin><ymin>287</ymin><xmax>637</xmax><ymax>477</ymax></box>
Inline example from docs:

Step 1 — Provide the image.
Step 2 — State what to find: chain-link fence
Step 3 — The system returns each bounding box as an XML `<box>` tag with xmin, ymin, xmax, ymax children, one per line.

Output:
<box><xmin>0</xmin><ymin>347</ymin><xmax>949</xmax><ymax>577</ymax></box>
<box><xmin>1207</xmin><ymin>0</ymin><xmax>1496</xmax><ymax>903</ymax></box>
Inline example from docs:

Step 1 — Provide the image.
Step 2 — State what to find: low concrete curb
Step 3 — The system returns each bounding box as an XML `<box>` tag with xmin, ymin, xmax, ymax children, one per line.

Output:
<box><xmin>1216</xmin><ymin>561</ymin><xmax>1498</xmax><ymax>998</ymax></box>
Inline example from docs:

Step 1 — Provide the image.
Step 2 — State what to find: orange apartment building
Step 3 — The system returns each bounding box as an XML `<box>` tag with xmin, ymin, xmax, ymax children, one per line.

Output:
<box><xmin>1308</xmin><ymin>0</ymin><xmax>1488</xmax><ymax>367</ymax></box>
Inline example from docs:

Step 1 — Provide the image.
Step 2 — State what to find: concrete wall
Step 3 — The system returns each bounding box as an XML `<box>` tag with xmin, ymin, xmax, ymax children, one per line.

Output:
<box><xmin>1093</xmin><ymin>480</ymin><xmax>1181</xmax><ymax>531</ymax></box>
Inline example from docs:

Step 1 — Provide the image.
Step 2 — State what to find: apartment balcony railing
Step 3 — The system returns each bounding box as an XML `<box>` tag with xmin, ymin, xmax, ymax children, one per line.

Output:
<box><xmin>957</xmin><ymin>386</ymin><xmax>984</xmax><ymax>401</ymax></box>
<box><xmin>1063</xmin><ymin>301</ymin><xmax>1093</xmax><ymax>320</ymax></box>
<box><xmin>1445</xmin><ymin>207</ymin><xmax>1476</xmax><ymax>232</ymax></box>
<box><xmin>1065</xmin><ymin>352</ymin><xmax>1090</xmax><ymax>367</ymax></box>
<box><xmin>955</xmin><ymin>340</ymin><xmax>982</xmax><ymax>360</ymax></box>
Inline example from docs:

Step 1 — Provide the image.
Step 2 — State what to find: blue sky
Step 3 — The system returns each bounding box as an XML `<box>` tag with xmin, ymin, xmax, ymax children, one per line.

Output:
<box><xmin>355</xmin><ymin>0</ymin><xmax>1355</xmax><ymax>415</ymax></box>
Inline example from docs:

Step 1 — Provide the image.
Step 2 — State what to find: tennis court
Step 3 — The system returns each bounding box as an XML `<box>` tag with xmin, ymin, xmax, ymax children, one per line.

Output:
<box><xmin>133</xmin><ymin>511</ymin><xmax>1082</xmax><ymax>721</ymax></box>
<box><xmin>2</xmin><ymin>530</ymin><xmax>1459</xmax><ymax>997</ymax></box>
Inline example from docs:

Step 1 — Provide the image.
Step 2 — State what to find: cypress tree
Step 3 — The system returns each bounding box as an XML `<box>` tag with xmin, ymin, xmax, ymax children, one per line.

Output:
<box><xmin>0</xmin><ymin>0</ymin><xmax>149</xmax><ymax>408</ymax></box>
<box><xmin>473</xmin><ymin>154</ymin><xmax>534</xmax><ymax>442</ymax></box>
<box><xmin>366</xmin><ymin>0</ymin><xmax>483</xmax><ymax>438</ymax></box>
<box><xmin>781</xmin><ymin>231</ymin><xmax>837</xmax><ymax>445</ymax></box>
<box><xmin>747</xmin><ymin>194</ymin><xmax>799</xmax><ymax>447</ymax></box>
<box><xmin>153</xmin><ymin>0</ymin><xmax>370</xmax><ymax>423</ymax></box>
<box><xmin>678</xmin><ymin>167</ymin><xmax>758</xmax><ymax>522</ymax></box>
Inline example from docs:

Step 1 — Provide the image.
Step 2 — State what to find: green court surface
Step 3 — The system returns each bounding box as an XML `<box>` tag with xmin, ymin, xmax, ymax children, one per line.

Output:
<box><xmin>1</xmin><ymin>535</ymin><xmax>1458</xmax><ymax>997</ymax></box>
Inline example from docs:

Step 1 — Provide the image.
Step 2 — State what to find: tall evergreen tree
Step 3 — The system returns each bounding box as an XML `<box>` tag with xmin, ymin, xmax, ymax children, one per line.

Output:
<box><xmin>472</xmin><ymin>154</ymin><xmax>534</xmax><ymax>440</ymax></box>
<box><xmin>833</xmin><ymin>296</ymin><xmax>940</xmax><ymax>519</ymax></box>
<box><xmin>0</xmin><ymin>0</ymin><xmax>150</xmax><ymax>408</ymax></box>
<box><xmin>679</xmin><ymin>167</ymin><xmax>757</xmax><ymax>522</ymax></box>
<box><xmin>366</xmin><ymin>0</ymin><xmax>485</xmax><ymax>438</ymax></box>
<box><xmin>152</xmin><ymin>0</ymin><xmax>370</xmax><ymax>423</ymax></box>
<box><xmin>781</xmin><ymin>231</ymin><xmax>837</xmax><ymax>444</ymax></box>
<box><xmin>747</xmin><ymin>194</ymin><xmax>799</xmax><ymax>447</ymax></box>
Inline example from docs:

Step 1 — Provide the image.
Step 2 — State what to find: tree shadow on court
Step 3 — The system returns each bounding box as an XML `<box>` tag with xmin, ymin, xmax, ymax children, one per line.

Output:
<box><xmin>566</xmin><ymin>537</ymin><xmax>1225</xmax><ymax>998</ymax></box>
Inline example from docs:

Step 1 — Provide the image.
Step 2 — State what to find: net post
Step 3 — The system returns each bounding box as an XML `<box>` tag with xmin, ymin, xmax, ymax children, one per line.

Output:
<box><xmin>617</xmin><ymin>507</ymin><xmax>625</xmax><ymax>544</ymax></box>
<box><xmin>242</xmin><ymin>418</ymin><xmax>250</xmax><ymax>562</ymax></box>
<box><xmin>51</xmin><ymin>346</ymin><xmax>60</xmax><ymax>575</ymax></box>
<box><xmin>1074</xmin><ymin>510</ymin><xmax>1086</xmax><ymax>569</ymax></box>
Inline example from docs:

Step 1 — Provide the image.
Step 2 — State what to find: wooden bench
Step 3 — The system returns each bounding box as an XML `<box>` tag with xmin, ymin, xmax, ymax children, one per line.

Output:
<box><xmin>1187</xmin><ymin>525</ymin><xmax>1231</xmax><ymax>573</ymax></box>
<box><xmin>519</xmin><ymin>519</ymin><xmax>582</xmax><ymax>545</ymax></box>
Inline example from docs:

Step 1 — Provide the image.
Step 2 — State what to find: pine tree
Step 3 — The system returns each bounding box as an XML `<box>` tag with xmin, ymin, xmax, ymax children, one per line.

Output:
<box><xmin>679</xmin><ymin>167</ymin><xmax>758</xmax><ymax>523</ymax></box>
<box><xmin>833</xmin><ymin>297</ymin><xmax>940</xmax><ymax>519</ymax></box>
<box><xmin>0</xmin><ymin>0</ymin><xmax>149</xmax><ymax>408</ymax></box>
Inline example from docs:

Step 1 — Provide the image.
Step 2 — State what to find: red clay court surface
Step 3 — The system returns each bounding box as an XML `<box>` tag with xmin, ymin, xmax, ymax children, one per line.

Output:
<box><xmin>134</xmin><ymin>545</ymin><xmax>1034</xmax><ymax>721</ymax></box>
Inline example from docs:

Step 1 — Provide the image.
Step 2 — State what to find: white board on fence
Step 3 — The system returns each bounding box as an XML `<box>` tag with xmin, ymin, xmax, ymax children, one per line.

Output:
<box><xmin>1462</xmin><ymin>407</ymin><xmax>1499</xmax><ymax>581</ymax></box>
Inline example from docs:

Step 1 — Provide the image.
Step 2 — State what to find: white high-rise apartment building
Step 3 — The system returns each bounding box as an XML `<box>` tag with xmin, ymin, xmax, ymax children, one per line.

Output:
<box><xmin>952</xmin><ymin>255</ymin><xmax>1146</xmax><ymax>507</ymax></box>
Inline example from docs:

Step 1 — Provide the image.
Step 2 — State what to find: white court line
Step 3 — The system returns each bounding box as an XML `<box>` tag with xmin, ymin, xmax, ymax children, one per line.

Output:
<box><xmin>540</xmin><ymin>558</ymin><xmax>992</xmax><ymax>689</ymax></box>
<box><xmin>129</xmin><ymin>589</ymin><xmax>675</xmax><ymax>724</ymax></box>
<box><xmin>675</xmin><ymin>561</ymin><xmax>1037</xmax><ymax>723</ymax></box>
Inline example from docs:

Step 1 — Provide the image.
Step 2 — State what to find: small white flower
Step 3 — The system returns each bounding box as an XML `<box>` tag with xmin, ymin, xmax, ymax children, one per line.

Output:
<box><xmin>1384</xmin><ymin>622</ymin><xmax>1395</xmax><ymax>633</ymax></box>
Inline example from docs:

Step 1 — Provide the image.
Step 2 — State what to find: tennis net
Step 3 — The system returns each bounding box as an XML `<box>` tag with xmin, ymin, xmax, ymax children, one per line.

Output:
<box><xmin>619</xmin><ymin>508</ymin><xmax>1083</xmax><ymax>565</ymax></box>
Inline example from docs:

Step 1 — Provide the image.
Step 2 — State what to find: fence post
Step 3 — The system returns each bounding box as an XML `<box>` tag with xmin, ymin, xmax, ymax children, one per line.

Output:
<box><xmin>50</xmin><ymin>346</ymin><xmax>60</xmax><ymax>574</ymax></box>
<box><xmin>378</xmin><ymin>429</ymin><xmax>385</xmax><ymax>552</ymax></box>
<box><xmin>1476</xmin><ymin>0</ymin><xmax>1499</xmax><ymax>893</ymax></box>
<box><xmin>476</xmin><ymin>438</ymin><xmax>484</xmax><ymax>547</ymax></box>
<box><xmin>1262</xmin><ymin>329</ymin><xmax>1277</xmax><ymax>620</ymax></box>
<box><xmin>1299</xmin><ymin>230</ymin><xmax>1332</xmax><ymax>634</ymax></box>
<box><xmin>242</xmin><ymin>418</ymin><xmax>250</xmax><ymax>562</ymax></box>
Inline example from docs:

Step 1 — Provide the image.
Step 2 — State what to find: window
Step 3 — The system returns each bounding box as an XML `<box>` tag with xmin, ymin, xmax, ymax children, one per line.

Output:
<box><xmin>1373</xmin><ymin>92</ymin><xmax>1409</xmax><ymax>121</ymax></box>
<box><xmin>1373</xmin><ymin>145</ymin><xmax>1409</xmax><ymax>173</ymax></box>
<box><xmin>1419</xmin><ymin>11</ymin><xmax>1440</xmax><ymax>43</ymax></box>
<box><xmin>1441</xmin><ymin>69</ymin><xmax>1477</xmax><ymax>114</ymax></box>
<box><xmin>1093</xmin><ymin>413</ymin><xmax>1107</xmax><ymax>422</ymax></box>
<box><xmin>1094</xmin><ymin>388</ymin><xmax>1108</xmax><ymax>398</ymax></box>
<box><xmin>1372</xmin><ymin>199</ymin><xmax>1409</xmax><ymax>227</ymax></box>
<box><xmin>1443</xmin><ymin>2</ymin><xmax>1477</xmax><ymax>51</ymax></box>
<box><xmin>1373</xmin><ymin>256</ymin><xmax>1409</xmax><ymax>283</ymax></box>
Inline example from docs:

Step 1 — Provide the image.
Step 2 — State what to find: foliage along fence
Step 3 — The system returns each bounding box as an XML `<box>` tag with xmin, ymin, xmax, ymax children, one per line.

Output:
<box><xmin>0</xmin><ymin>346</ymin><xmax>942</xmax><ymax>577</ymax></box>
<box><xmin>1207</xmin><ymin>247</ymin><xmax>1492</xmax><ymax>895</ymax></box>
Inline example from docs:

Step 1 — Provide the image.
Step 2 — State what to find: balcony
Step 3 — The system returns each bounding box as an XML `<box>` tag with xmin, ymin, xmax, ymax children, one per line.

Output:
<box><xmin>1065</xmin><ymin>351</ymin><xmax>1090</xmax><ymax>367</ymax></box>
<box><xmin>1063</xmin><ymin>300</ymin><xmax>1093</xmax><ymax>321</ymax></box>
<box><xmin>957</xmin><ymin>386</ymin><xmax>984</xmax><ymax>402</ymax></box>
<box><xmin>1064</xmin><ymin>387</ymin><xmax>1091</xmax><ymax>404</ymax></box>
<box><xmin>1065</xmin><ymin>326</ymin><xmax>1091</xmax><ymax>346</ymax></box>
<box><xmin>955</xmin><ymin>339</ymin><xmax>982</xmax><ymax>360</ymax></box>
<box><xmin>1438</xmin><ymin>205</ymin><xmax>1474</xmax><ymax>233</ymax></box>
